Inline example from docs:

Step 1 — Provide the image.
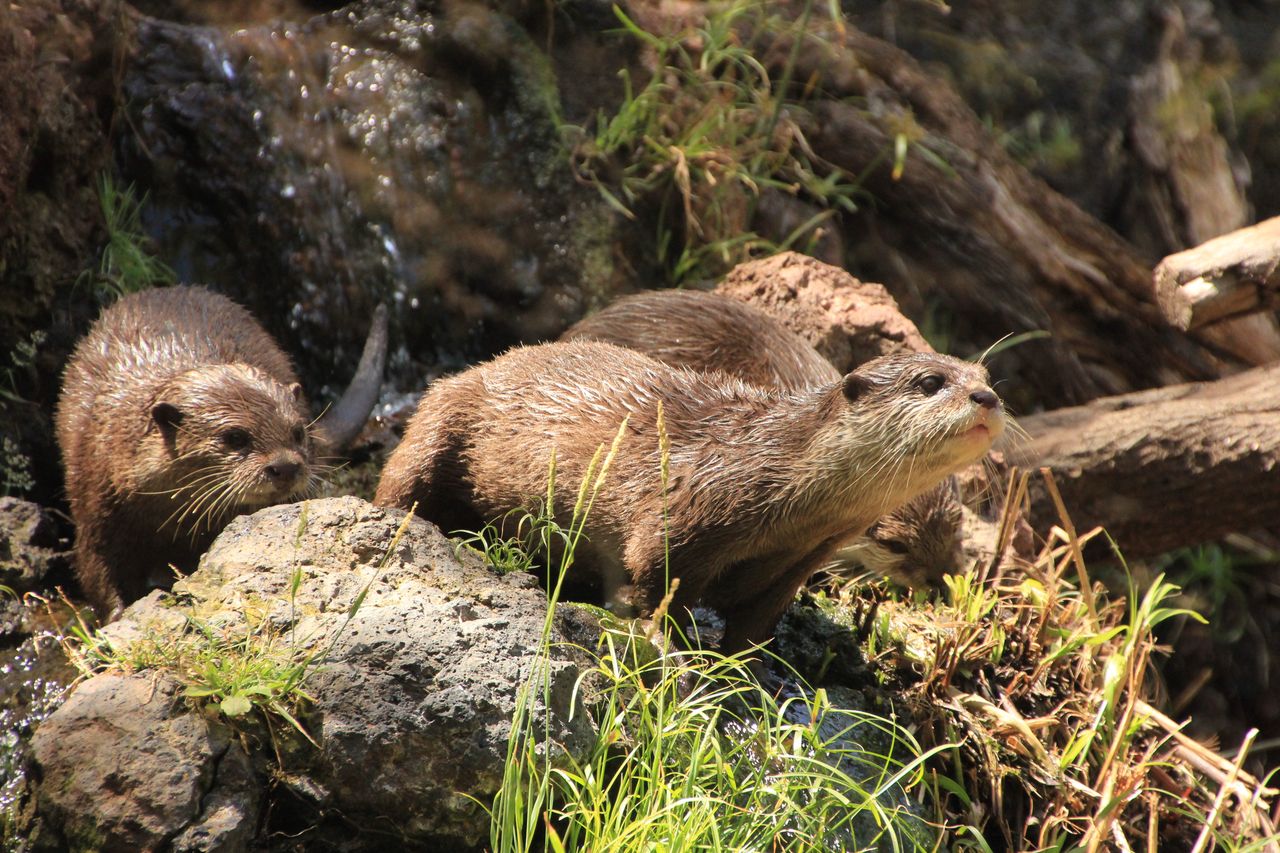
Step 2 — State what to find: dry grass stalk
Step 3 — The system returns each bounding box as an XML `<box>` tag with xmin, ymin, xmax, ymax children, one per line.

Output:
<box><xmin>843</xmin><ymin>468</ymin><xmax>1280</xmax><ymax>848</ymax></box>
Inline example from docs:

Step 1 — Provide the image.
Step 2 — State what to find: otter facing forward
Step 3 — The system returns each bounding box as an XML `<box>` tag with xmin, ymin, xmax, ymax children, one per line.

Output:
<box><xmin>57</xmin><ymin>286</ymin><xmax>386</xmax><ymax>619</ymax></box>
<box><xmin>375</xmin><ymin>340</ymin><xmax>1003</xmax><ymax>651</ymax></box>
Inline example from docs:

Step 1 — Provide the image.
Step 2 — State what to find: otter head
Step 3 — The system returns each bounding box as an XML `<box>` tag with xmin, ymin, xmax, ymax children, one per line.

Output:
<box><xmin>147</xmin><ymin>365</ymin><xmax>316</xmax><ymax>524</ymax></box>
<box><xmin>852</xmin><ymin>479</ymin><xmax>965</xmax><ymax>589</ymax></box>
<box><xmin>827</xmin><ymin>352</ymin><xmax>1004</xmax><ymax>508</ymax></box>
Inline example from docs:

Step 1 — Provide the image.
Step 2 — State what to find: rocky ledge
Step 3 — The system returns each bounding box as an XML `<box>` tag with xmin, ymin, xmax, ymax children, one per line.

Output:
<box><xmin>23</xmin><ymin>497</ymin><xmax>597</xmax><ymax>851</ymax></box>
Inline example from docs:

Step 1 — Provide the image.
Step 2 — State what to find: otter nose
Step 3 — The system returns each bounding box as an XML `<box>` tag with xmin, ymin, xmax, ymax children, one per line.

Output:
<box><xmin>970</xmin><ymin>389</ymin><xmax>1000</xmax><ymax>409</ymax></box>
<box><xmin>265</xmin><ymin>461</ymin><xmax>301</xmax><ymax>484</ymax></box>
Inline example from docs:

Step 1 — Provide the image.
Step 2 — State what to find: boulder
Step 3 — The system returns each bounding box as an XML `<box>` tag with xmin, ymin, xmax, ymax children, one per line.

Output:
<box><xmin>27</xmin><ymin>497</ymin><xmax>596</xmax><ymax>850</ymax></box>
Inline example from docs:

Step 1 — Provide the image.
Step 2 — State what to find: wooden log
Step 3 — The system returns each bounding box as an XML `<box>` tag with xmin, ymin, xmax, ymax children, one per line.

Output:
<box><xmin>1153</xmin><ymin>216</ymin><xmax>1280</xmax><ymax>333</ymax></box>
<box><xmin>1009</xmin><ymin>364</ymin><xmax>1280</xmax><ymax>559</ymax></box>
<box><xmin>751</xmin><ymin>20</ymin><xmax>1237</xmax><ymax>408</ymax></box>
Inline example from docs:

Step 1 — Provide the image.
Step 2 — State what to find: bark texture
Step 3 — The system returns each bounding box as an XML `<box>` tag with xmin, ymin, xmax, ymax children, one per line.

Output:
<box><xmin>1154</xmin><ymin>216</ymin><xmax>1280</xmax><ymax>338</ymax></box>
<box><xmin>1012</xmin><ymin>364</ymin><xmax>1280</xmax><ymax>558</ymax></box>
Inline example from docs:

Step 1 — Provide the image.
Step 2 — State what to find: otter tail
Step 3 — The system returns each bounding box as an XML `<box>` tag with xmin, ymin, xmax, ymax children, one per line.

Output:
<box><xmin>316</xmin><ymin>303</ymin><xmax>389</xmax><ymax>450</ymax></box>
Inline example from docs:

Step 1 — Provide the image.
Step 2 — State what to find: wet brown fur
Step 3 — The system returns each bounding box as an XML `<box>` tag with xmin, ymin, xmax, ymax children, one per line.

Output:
<box><xmin>374</xmin><ymin>340</ymin><xmax>1003</xmax><ymax>650</ymax></box>
<box><xmin>563</xmin><ymin>289</ymin><xmax>965</xmax><ymax>587</ymax></box>
<box><xmin>56</xmin><ymin>286</ymin><xmax>320</xmax><ymax>619</ymax></box>
<box><xmin>563</xmin><ymin>289</ymin><xmax>841</xmax><ymax>392</ymax></box>
<box><xmin>843</xmin><ymin>476</ymin><xmax>964</xmax><ymax>587</ymax></box>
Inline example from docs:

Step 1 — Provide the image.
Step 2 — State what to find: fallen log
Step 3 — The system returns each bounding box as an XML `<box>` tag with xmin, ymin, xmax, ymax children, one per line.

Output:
<box><xmin>758</xmin><ymin>20</ymin><xmax>1235</xmax><ymax>407</ymax></box>
<box><xmin>1153</xmin><ymin>217</ymin><xmax>1280</xmax><ymax>356</ymax></box>
<box><xmin>1010</xmin><ymin>363</ymin><xmax>1280</xmax><ymax>559</ymax></box>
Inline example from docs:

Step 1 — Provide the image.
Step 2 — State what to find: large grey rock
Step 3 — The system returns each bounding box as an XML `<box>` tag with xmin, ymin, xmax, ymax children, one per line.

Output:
<box><xmin>28</xmin><ymin>497</ymin><xmax>597</xmax><ymax>850</ymax></box>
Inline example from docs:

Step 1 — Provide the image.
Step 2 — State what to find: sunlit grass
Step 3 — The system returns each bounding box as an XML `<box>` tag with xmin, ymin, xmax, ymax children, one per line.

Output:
<box><xmin>485</xmin><ymin>417</ymin><xmax>934</xmax><ymax>852</ymax></box>
<box><xmin>80</xmin><ymin>174</ymin><xmax>174</xmax><ymax>302</ymax></box>
<box><xmin>568</xmin><ymin>0</ymin><xmax>864</xmax><ymax>285</ymax></box>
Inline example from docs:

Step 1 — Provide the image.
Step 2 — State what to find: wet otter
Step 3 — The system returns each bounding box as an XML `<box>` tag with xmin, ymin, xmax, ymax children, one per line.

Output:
<box><xmin>374</xmin><ymin>340</ymin><xmax>1003</xmax><ymax>651</ymax></box>
<box><xmin>563</xmin><ymin>289</ymin><xmax>966</xmax><ymax>586</ymax></box>
<box><xmin>562</xmin><ymin>289</ymin><xmax>841</xmax><ymax>394</ymax></box>
<box><xmin>56</xmin><ymin>285</ymin><xmax>387</xmax><ymax>619</ymax></box>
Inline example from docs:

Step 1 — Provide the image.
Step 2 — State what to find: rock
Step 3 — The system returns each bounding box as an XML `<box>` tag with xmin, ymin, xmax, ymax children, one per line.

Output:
<box><xmin>715</xmin><ymin>252</ymin><xmax>934</xmax><ymax>373</ymax></box>
<box><xmin>115</xmin><ymin>2</ymin><xmax>632</xmax><ymax>394</ymax></box>
<box><xmin>29</xmin><ymin>673</ymin><xmax>258</xmax><ymax>852</ymax></box>
<box><xmin>26</xmin><ymin>496</ymin><xmax>596</xmax><ymax>850</ymax></box>
<box><xmin>0</xmin><ymin>497</ymin><xmax>71</xmax><ymax>595</ymax></box>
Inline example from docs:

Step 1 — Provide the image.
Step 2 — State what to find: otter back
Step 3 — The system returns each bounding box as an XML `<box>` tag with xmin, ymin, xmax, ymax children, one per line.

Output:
<box><xmin>563</xmin><ymin>289</ymin><xmax>841</xmax><ymax>393</ymax></box>
<box><xmin>375</xmin><ymin>340</ymin><xmax>1003</xmax><ymax>651</ymax></box>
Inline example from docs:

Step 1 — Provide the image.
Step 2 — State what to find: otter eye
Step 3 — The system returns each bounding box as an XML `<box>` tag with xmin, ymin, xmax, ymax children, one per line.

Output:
<box><xmin>221</xmin><ymin>428</ymin><xmax>251</xmax><ymax>451</ymax></box>
<box><xmin>291</xmin><ymin>426</ymin><xmax>306</xmax><ymax>445</ymax></box>
<box><xmin>916</xmin><ymin>374</ymin><xmax>945</xmax><ymax>395</ymax></box>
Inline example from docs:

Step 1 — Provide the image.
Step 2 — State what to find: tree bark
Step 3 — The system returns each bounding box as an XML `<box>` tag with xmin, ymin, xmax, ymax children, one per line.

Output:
<box><xmin>1009</xmin><ymin>364</ymin><xmax>1280</xmax><ymax>558</ymax></box>
<box><xmin>755</xmin><ymin>19</ymin><xmax>1239</xmax><ymax>408</ymax></box>
<box><xmin>1153</xmin><ymin>216</ymin><xmax>1280</xmax><ymax>335</ymax></box>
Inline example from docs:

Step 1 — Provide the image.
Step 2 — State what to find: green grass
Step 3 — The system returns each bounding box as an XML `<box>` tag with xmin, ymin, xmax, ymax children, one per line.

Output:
<box><xmin>568</xmin><ymin>0</ymin><xmax>864</xmax><ymax>285</ymax></box>
<box><xmin>80</xmin><ymin>174</ymin><xmax>174</xmax><ymax>302</ymax></box>
<box><xmin>484</xmin><ymin>417</ymin><xmax>934</xmax><ymax>851</ymax></box>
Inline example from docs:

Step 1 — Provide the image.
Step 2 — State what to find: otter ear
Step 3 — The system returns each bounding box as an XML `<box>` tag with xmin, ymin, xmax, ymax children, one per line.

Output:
<box><xmin>151</xmin><ymin>402</ymin><xmax>183</xmax><ymax>440</ymax></box>
<box><xmin>842</xmin><ymin>373</ymin><xmax>872</xmax><ymax>402</ymax></box>
<box><xmin>288</xmin><ymin>382</ymin><xmax>303</xmax><ymax>402</ymax></box>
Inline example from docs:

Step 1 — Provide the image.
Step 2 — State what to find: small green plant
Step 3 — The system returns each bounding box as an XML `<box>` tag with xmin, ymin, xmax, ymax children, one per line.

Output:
<box><xmin>1153</xmin><ymin>542</ymin><xmax>1266</xmax><ymax>643</ymax></box>
<box><xmin>80</xmin><ymin>174</ymin><xmax>174</xmax><ymax>302</ymax></box>
<box><xmin>995</xmin><ymin>110</ymin><xmax>1083</xmax><ymax>174</ymax></box>
<box><xmin>569</xmin><ymin>1</ymin><xmax>863</xmax><ymax>284</ymax></box>
<box><xmin>62</xmin><ymin>501</ymin><xmax>417</xmax><ymax>742</ymax></box>
<box><xmin>454</xmin><ymin>506</ymin><xmax>570</xmax><ymax>576</ymax></box>
<box><xmin>1</xmin><ymin>438</ymin><xmax>35</xmax><ymax>497</ymax></box>
<box><xmin>0</xmin><ymin>329</ymin><xmax>45</xmax><ymax>405</ymax></box>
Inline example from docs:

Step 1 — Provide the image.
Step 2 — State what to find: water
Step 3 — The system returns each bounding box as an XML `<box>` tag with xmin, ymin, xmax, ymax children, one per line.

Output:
<box><xmin>0</xmin><ymin>601</ymin><xmax>80</xmax><ymax>826</ymax></box>
<box><xmin>117</xmin><ymin>0</ymin><xmax>615</xmax><ymax>401</ymax></box>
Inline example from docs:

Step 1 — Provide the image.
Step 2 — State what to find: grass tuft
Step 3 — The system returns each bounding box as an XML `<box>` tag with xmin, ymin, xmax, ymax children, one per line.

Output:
<box><xmin>568</xmin><ymin>0</ymin><xmax>864</xmax><ymax>285</ymax></box>
<box><xmin>80</xmin><ymin>174</ymin><xmax>174</xmax><ymax>302</ymax></box>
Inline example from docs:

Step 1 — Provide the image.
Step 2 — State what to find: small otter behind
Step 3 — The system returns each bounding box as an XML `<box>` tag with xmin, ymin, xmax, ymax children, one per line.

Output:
<box><xmin>375</xmin><ymin>341</ymin><xmax>1003</xmax><ymax>651</ymax></box>
<box><xmin>57</xmin><ymin>285</ymin><xmax>386</xmax><ymax>619</ymax></box>
<box><xmin>563</xmin><ymin>288</ymin><xmax>966</xmax><ymax>586</ymax></box>
<box><xmin>563</xmin><ymin>289</ymin><xmax>841</xmax><ymax>392</ymax></box>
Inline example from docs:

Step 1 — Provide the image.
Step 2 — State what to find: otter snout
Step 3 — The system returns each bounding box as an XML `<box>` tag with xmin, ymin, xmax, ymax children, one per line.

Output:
<box><xmin>255</xmin><ymin>450</ymin><xmax>308</xmax><ymax>501</ymax></box>
<box><xmin>970</xmin><ymin>388</ymin><xmax>999</xmax><ymax>409</ymax></box>
<box><xmin>265</xmin><ymin>459</ymin><xmax>302</xmax><ymax>485</ymax></box>
<box><xmin>957</xmin><ymin>380</ymin><xmax>1005</xmax><ymax>452</ymax></box>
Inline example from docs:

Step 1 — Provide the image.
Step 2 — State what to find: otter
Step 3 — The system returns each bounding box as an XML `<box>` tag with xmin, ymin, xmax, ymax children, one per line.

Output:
<box><xmin>562</xmin><ymin>289</ymin><xmax>965</xmax><ymax>587</ymax></box>
<box><xmin>374</xmin><ymin>340</ymin><xmax>1003</xmax><ymax>651</ymax></box>
<box><xmin>56</xmin><ymin>285</ymin><xmax>387</xmax><ymax>620</ymax></box>
<box><xmin>838</xmin><ymin>476</ymin><xmax>963</xmax><ymax>587</ymax></box>
<box><xmin>562</xmin><ymin>289</ymin><xmax>841</xmax><ymax>394</ymax></box>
